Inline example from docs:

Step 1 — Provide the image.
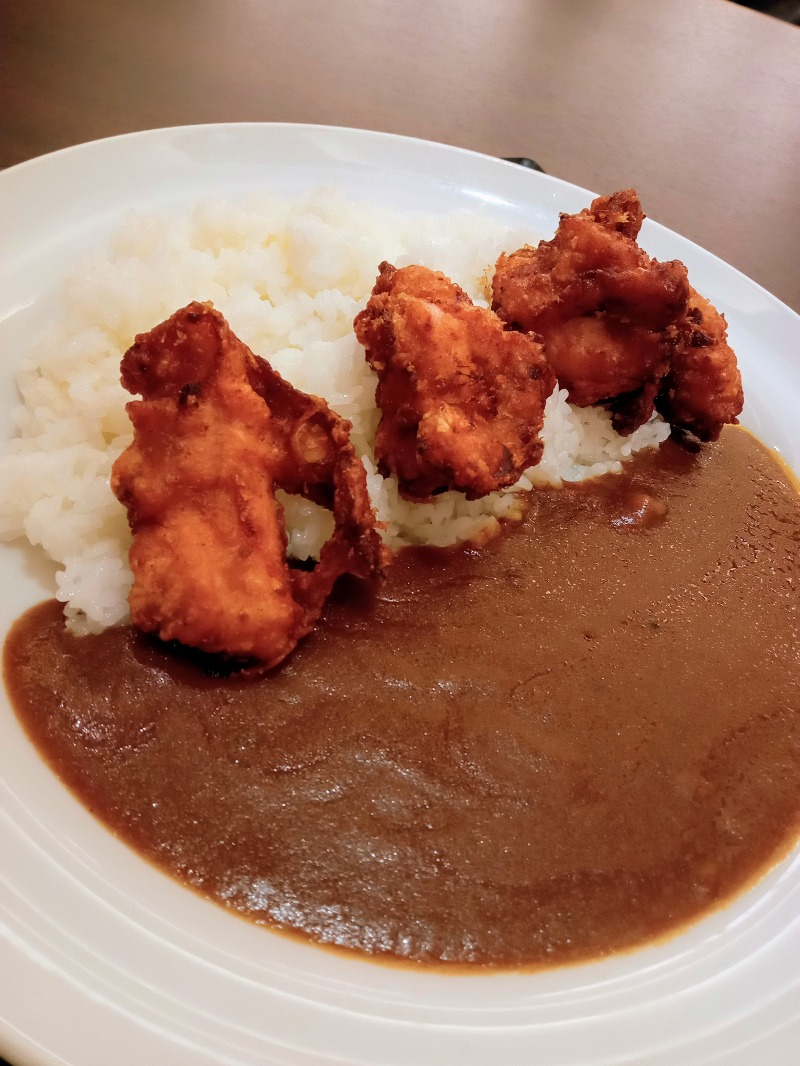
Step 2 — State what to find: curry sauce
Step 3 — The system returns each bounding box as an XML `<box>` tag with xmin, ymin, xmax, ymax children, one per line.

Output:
<box><xmin>4</xmin><ymin>427</ymin><xmax>800</xmax><ymax>968</ymax></box>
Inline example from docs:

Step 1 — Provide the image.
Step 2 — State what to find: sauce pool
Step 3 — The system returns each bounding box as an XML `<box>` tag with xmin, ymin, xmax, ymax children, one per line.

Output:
<box><xmin>4</xmin><ymin>427</ymin><xmax>800</xmax><ymax>969</ymax></box>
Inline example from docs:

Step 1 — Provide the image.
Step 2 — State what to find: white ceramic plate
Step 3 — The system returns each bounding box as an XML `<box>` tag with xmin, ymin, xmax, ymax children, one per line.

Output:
<box><xmin>1</xmin><ymin>124</ymin><xmax>799</xmax><ymax>1066</ymax></box>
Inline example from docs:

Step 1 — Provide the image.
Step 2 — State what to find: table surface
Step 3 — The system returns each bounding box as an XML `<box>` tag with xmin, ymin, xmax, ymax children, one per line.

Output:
<box><xmin>1</xmin><ymin>1</ymin><xmax>799</xmax><ymax>1064</ymax></box>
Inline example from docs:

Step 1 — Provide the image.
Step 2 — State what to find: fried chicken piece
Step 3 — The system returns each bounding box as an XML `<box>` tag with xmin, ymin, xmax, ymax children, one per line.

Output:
<box><xmin>656</xmin><ymin>290</ymin><xmax>744</xmax><ymax>442</ymax></box>
<box><xmin>587</xmin><ymin>187</ymin><xmax>646</xmax><ymax>239</ymax></box>
<box><xmin>111</xmin><ymin>302</ymin><xmax>387</xmax><ymax>669</ymax></box>
<box><xmin>492</xmin><ymin>189</ymin><xmax>690</xmax><ymax>434</ymax></box>
<box><xmin>354</xmin><ymin>263</ymin><xmax>556</xmax><ymax>500</ymax></box>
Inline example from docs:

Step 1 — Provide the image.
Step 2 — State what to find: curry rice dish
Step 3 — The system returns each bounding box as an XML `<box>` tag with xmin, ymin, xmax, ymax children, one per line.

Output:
<box><xmin>1</xmin><ymin>189</ymin><xmax>798</xmax><ymax>969</ymax></box>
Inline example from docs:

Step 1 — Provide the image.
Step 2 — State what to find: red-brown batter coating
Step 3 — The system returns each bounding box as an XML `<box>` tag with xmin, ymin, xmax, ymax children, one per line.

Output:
<box><xmin>7</xmin><ymin>428</ymin><xmax>800</xmax><ymax>969</ymax></box>
<box><xmin>111</xmin><ymin>302</ymin><xmax>387</xmax><ymax>669</ymax></box>
<box><xmin>492</xmin><ymin>189</ymin><xmax>743</xmax><ymax>439</ymax></box>
<box><xmin>355</xmin><ymin>263</ymin><xmax>555</xmax><ymax>500</ymax></box>
<box><xmin>657</xmin><ymin>290</ymin><xmax>744</xmax><ymax>442</ymax></box>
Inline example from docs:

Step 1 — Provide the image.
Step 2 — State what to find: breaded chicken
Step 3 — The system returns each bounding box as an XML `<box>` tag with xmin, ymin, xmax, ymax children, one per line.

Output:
<box><xmin>492</xmin><ymin>189</ymin><xmax>743</xmax><ymax>439</ymax></box>
<box><xmin>112</xmin><ymin>302</ymin><xmax>386</xmax><ymax>669</ymax></box>
<box><xmin>492</xmin><ymin>190</ymin><xmax>690</xmax><ymax>434</ymax></box>
<box><xmin>656</xmin><ymin>290</ymin><xmax>744</xmax><ymax>442</ymax></box>
<box><xmin>354</xmin><ymin>263</ymin><xmax>556</xmax><ymax>500</ymax></box>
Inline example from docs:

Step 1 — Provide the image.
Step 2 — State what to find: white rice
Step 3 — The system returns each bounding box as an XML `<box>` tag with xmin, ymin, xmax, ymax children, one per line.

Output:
<box><xmin>0</xmin><ymin>188</ymin><xmax>669</xmax><ymax>634</ymax></box>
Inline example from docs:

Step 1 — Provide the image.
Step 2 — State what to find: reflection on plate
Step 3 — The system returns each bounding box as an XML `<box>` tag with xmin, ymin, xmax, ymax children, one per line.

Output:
<box><xmin>1</xmin><ymin>124</ymin><xmax>799</xmax><ymax>1066</ymax></box>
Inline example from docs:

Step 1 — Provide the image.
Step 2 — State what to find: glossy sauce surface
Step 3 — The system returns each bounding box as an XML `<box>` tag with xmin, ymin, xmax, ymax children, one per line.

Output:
<box><xmin>5</xmin><ymin>428</ymin><xmax>800</xmax><ymax>968</ymax></box>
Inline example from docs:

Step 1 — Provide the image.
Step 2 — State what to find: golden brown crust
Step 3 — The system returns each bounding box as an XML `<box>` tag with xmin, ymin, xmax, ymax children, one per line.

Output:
<box><xmin>354</xmin><ymin>263</ymin><xmax>556</xmax><ymax>501</ymax></box>
<box><xmin>112</xmin><ymin>302</ymin><xmax>387</xmax><ymax>669</ymax></box>
<box><xmin>656</xmin><ymin>290</ymin><xmax>744</xmax><ymax>441</ymax></box>
<box><xmin>492</xmin><ymin>189</ymin><xmax>742</xmax><ymax>439</ymax></box>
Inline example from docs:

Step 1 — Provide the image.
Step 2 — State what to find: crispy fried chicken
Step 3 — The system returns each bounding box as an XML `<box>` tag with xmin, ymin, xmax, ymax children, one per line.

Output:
<box><xmin>354</xmin><ymin>263</ymin><xmax>556</xmax><ymax>500</ymax></box>
<box><xmin>492</xmin><ymin>189</ymin><xmax>742</xmax><ymax>439</ymax></box>
<box><xmin>492</xmin><ymin>189</ymin><xmax>689</xmax><ymax>434</ymax></box>
<box><xmin>111</xmin><ymin>302</ymin><xmax>387</xmax><ymax>669</ymax></box>
<box><xmin>656</xmin><ymin>290</ymin><xmax>744</xmax><ymax>442</ymax></box>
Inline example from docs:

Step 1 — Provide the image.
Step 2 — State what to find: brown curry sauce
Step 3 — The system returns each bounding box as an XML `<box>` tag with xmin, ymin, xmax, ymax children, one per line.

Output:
<box><xmin>4</xmin><ymin>427</ymin><xmax>800</xmax><ymax>968</ymax></box>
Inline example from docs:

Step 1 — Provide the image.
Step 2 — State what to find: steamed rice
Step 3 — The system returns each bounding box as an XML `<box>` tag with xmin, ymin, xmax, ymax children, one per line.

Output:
<box><xmin>0</xmin><ymin>188</ymin><xmax>669</xmax><ymax>634</ymax></box>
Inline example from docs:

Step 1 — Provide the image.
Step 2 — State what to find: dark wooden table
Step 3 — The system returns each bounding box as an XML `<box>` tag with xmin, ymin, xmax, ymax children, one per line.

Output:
<box><xmin>1</xmin><ymin>1</ymin><xmax>799</xmax><ymax>1063</ymax></box>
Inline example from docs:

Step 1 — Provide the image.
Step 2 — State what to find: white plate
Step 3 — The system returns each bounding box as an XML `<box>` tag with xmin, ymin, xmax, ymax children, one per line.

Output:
<box><xmin>1</xmin><ymin>124</ymin><xmax>799</xmax><ymax>1066</ymax></box>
